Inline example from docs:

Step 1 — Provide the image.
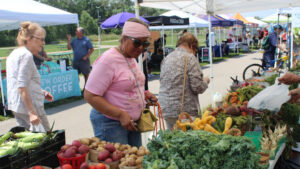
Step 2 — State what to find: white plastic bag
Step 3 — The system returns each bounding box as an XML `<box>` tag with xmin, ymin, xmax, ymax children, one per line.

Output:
<box><xmin>247</xmin><ymin>79</ymin><xmax>291</xmax><ymax>113</ymax></box>
<box><xmin>29</xmin><ymin>123</ymin><xmax>46</xmax><ymax>132</ymax></box>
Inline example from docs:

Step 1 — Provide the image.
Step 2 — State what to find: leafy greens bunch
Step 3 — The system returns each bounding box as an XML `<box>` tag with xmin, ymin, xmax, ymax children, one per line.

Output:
<box><xmin>143</xmin><ymin>130</ymin><xmax>265</xmax><ymax>169</ymax></box>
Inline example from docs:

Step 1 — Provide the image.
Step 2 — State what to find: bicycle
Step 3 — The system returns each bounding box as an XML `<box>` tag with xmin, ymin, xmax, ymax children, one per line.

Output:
<box><xmin>242</xmin><ymin>52</ymin><xmax>289</xmax><ymax>80</ymax></box>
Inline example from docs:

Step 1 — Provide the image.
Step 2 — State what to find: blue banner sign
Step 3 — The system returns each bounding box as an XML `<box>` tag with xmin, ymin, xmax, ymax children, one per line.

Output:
<box><xmin>2</xmin><ymin>70</ymin><xmax>81</xmax><ymax>103</ymax></box>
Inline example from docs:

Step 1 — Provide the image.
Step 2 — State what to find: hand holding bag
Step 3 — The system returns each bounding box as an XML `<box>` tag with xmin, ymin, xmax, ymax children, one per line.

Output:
<box><xmin>137</xmin><ymin>109</ymin><xmax>158</xmax><ymax>132</ymax></box>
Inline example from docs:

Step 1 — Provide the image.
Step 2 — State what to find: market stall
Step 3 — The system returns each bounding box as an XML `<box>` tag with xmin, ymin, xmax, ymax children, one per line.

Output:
<box><xmin>1</xmin><ymin>60</ymin><xmax>81</xmax><ymax>103</ymax></box>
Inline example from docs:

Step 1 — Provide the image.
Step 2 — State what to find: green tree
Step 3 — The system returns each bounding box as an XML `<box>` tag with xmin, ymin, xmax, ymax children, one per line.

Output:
<box><xmin>80</xmin><ymin>10</ymin><xmax>98</xmax><ymax>35</ymax></box>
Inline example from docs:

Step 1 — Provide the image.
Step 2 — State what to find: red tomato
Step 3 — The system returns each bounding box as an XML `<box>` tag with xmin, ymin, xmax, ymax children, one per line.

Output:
<box><xmin>95</xmin><ymin>163</ymin><xmax>106</xmax><ymax>169</ymax></box>
<box><xmin>32</xmin><ymin>166</ymin><xmax>43</xmax><ymax>169</ymax></box>
<box><xmin>61</xmin><ymin>164</ymin><xmax>73</xmax><ymax>169</ymax></box>
<box><xmin>88</xmin><ymin>166</ymin><xmax>96</xmax><ymax>169</ymax></box>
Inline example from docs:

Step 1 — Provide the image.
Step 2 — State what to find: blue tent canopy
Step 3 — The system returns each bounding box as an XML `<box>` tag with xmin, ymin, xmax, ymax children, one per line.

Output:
<box><xmin>100</xmin><ymin>12</ymin><xmax>149</xmax><ymax>29</ymax></box>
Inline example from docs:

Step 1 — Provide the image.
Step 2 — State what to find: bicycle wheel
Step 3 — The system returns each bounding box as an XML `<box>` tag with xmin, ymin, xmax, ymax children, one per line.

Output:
<box><xmin>243</xmin><ymin>64</ymin><xmax>264</xmax><ymax>80</ymax></box>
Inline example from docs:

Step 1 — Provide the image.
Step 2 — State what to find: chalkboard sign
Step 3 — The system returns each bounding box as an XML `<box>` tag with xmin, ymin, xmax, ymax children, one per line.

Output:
<box><xmin>202</xmin><ymin>48</ymin><xmax>209</xmax><ymax>62</ymax></box>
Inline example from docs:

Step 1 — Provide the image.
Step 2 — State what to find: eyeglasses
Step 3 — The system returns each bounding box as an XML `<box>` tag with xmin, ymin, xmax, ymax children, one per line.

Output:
<box><xmin>127</xmin><ymin>36</ymin><xmax>150</xmax><ymax>48</ymax></box>
<box><xmin>33</xmin><ymin>36</ymin><xmax>45</xmax><ymax>42</ymax></box>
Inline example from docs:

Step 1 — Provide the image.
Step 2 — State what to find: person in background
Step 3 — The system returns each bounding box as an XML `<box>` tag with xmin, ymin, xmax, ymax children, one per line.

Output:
<box><xmin>263</xmin><ymin>24</ymin><xmax>285</xmax><ymax>69</ymax></box>
<box><xmin>6</xmin><ymin>21</ymin><xmax>53</xmax><ymax>131</ymax></box>
<box><xmin>84</xmin><ymin>18</ymin><xmax>157</xmax><ymax>147</ymax></box>
<box><xmin>257</xmin><ymin>28</ymin><xmax>264</xmax><ymax>49</ymax></box>
<box><xmin>246</xmin><ymin>29</ymin><xmax>251</xmax><ymax>51</ymax></box>
<box><xmin>159</xmin><ymin>32</ymin><xmax>210</xmax><ymax>130</ymax></box>
<box><xmin>263</xmin><ymin>27</ymin><xmax>269</xmax><ymax>37</ymax></box>
<box><xmin>67</xmin><ymin>27</ymin><xmax>94</xmax><ymax>88</ymax></box>
<box><xmin>33</xmin><ymin>47</ymin><xmax>51</xmax><ymax>69</ymax></box>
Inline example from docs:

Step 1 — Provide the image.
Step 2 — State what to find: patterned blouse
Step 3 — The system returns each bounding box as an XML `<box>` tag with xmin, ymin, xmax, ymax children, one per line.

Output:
<box><xmin>158</xmin><ymin>47</ymin><xmax>208</xmax><ymax>118</ymax></box>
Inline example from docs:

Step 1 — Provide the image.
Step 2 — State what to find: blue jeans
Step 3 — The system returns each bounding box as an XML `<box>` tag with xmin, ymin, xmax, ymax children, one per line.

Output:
<box><xmin>263</xmin><ymin>51</ymin><xmax>275</xmax><ymax>70</ymax></box>
<box><xmin>90</xmin><ymin>109</ymin><xmax>142</xmax><ymax>147</ymax></box>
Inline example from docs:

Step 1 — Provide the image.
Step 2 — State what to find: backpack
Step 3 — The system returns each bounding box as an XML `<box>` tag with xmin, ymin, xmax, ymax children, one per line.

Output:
<box><xmin>261</xmin><ymin>35</ymin><xmax>270</xmax><ymax>50</ymax></box>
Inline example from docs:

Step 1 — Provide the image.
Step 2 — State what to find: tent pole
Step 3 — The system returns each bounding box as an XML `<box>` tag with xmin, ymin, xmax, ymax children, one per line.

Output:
<box><xmin>208</xmin><ymin>14</ymin><xmax>215</xmax><ymax>108</ymax></box>
<box><xmin>290</xmin><ymin>14</ymin><xmax>294</xmax><ymax>69</ymax></box>
<box><xmin>135</xmin><ymin>0</ymin><xmax>143</xmax><ymax>72</ymax></box>
<box><xmin>163</xmin><ymin>24</ymin><xmax>165</xmax><ymax>57</ymax></box>
<box><xmin>172</xmin><ymin>29</ymin><xmax>174</xmax><ymax>47</ymax></box>
<box><xmin>0</xmin><ymin>63</ymin><xmax>6</xmax><ymax>116</ymax></box>
<box><xmin>275</xmin><ymin>10</ymin><xmax>280</xmax><ymax>68</ymax></box>
<box><xmin>96</xmin><ymin>6</ymin><xmax>101</xmax><ymax>56</ymax></box>
<box><xmin>219</xmin><ymin>27</ymin><xmax>222</xmax><ymax>58</ymax></box>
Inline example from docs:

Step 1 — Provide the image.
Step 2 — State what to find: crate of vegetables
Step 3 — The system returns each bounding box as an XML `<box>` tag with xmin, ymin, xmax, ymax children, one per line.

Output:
<box><xmin>0</xmin><ymin>129</ymin><xmax>65</xmax><ymax>169</ymax></box>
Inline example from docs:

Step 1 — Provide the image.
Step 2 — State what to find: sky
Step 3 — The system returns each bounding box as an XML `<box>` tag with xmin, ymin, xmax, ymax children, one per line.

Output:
<box><xmin>241</xmin><ymin>9</ymin><xmax>277</xmax><ymax>18</ymax></box>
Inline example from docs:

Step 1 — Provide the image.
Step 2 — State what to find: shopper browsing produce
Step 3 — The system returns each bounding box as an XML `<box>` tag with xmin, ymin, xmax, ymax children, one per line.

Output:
<box><xmin>6</xmin><ymin>21</ymin><xmax>53</xmax><ymax>131</ymax></box>
<box><xmin>84</xmin><ymin>18</ymin><xmax>157</xmax><ymax>147</ymax></box>
<box><xmin>158</xmin><ymin>32</ymin><xmax>210</xmax><ymax>130</ymax></box>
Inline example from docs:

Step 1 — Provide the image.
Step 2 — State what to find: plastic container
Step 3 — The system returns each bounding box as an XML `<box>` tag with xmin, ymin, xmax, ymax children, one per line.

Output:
<box><xmin>244</xmin><ymin>131</ymin><xmax>262</xmax><ymax>152</ymax></box>
<box><xmin>0</xmin><ymin>129</ymin><xmax>65</xmax><ymax>169</ymax></box>
<box><xmin>57</xmin><ymin>152</ymin><xmax>87</xmax><ymax>169</ymax></box>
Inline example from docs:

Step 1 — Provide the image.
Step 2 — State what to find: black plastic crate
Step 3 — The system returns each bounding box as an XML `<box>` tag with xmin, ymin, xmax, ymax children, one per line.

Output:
<box><xmin>0</xmin><ymin>130</ymin><xmax>65</xmax><ymax>169</ymax></box>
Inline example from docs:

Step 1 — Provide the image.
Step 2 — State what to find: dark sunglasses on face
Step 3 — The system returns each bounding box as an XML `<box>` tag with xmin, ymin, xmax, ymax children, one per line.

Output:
<box><xmin>127</xmin><ymin>36</ymin><xmax>150</xmax><ymax>48</ymax></box>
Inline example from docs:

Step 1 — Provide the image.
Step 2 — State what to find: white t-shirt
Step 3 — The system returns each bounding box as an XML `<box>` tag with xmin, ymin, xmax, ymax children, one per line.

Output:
<box><xmin>6</xmin><ymin>47</ymin><xmax>45</xmax><ymax>114</ymax></box>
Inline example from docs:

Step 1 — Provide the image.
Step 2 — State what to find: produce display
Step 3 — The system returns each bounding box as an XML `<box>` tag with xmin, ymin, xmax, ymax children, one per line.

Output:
<box><xmin>65</xmin><ymin>137</ymin><xmax>150</xmax><ymax>169</ymax></box>
<box><xmin>0</xmin><ymin>131</ymin><xmax>50</xmax><ymax>156</ymax></box>
<box><xmin>143</xmin><ymin>130</ymin><xmax>266</xmax><ymax>169</ymax></box>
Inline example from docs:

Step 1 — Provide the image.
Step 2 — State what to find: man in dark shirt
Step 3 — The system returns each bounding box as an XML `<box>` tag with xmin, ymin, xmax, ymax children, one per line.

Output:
<box><xmin>67</xmin><ymin>27</ymin><xmax>94</xmax><ymax>88</ymax></box>
<box><xmin>263</xmin><ymin>25</ymin><xmax>285</xmax><ymax>69</ymax></box>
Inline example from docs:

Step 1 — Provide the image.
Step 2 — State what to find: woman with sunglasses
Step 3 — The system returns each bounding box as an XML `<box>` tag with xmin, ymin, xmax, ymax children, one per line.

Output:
<box><xmin>159</xmin><ymin>32</ymin><xmax>210</xmax><ymax>130</ymax></box>
<box><xmin>6</xmin><ymin>21</ymin><xmax>53</xmax><ymax>131</ymax></box>
<box><xmin>85</xmin><ymin>18</ymin><xmax>157</xmax><ymax>147</ymax></box>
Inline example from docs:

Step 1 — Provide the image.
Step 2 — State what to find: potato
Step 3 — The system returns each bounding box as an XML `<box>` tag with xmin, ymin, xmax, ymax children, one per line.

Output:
<box><xmin>119</xmin><ymin>145</ymin><xmax>128</xmax><ymax>151</ymax></box>
<box><xmin>136</xmin><ymin>156</ymin><xmax>143</xmax><ymax>165</ymax></box>
<box><xmin>121</xmin><ymin>157</ymin><xmax>126</xmax><ymax>162</ymax></box>
<box><xmin>145</xmin><ymin>149</ymin><xmax>150</xmax><ymax>155</ymax></box>
<box><xmin>137</xmin><ymin>149</ymin><xmax>145</xmax><ymax>156</ymax></box>
<box><xmin>101</xmin><ymin>140</ymin><xmax>106</xmax><ymax>144</ymax></box>
<box><xmin>97</xmin><ymin>146</ymin><xmax>104</xmax><ymax>152</ymax></box>
<box><xmin>120</xmin><ymin>161</ymin><xmax>128</xmax><ymax>167</ymax></box>
<box><xmin>91</xmin><ymin>137</ymin><xmax>100</xmax><ymax>143</ymax></box>
<box><xmin>129</xmin><ymin>154</ymin><xmax>137</xmax><ymax>159</ymax></box>
<box><xmin>91</xmin><ymin>142</ymin><xmax>98</xmax><ymax>148</ymax></box>
<box><xmin>114</xmin><ymin>143</ymin><xmax>121</xmax><ymax>150</ymax></box>
<box><xmin>126</xmin><ymin>157</ymin><xmax>135</xmax><ymax>166</ymax></box>
<box><xmin>79</xmin><ymin>138</ymin><xmax>90</xmax><ymax>146</ymax></box>
<box><xmin>123</xmin><ymin>149</ymin><xmax>129</xmax><ymax>154</ymax></box>
<box><xmin>125</xmin><ymin>154</ymin><xmax>130</xmax><ymax>158</ymax></box>
<box><xmin>129</xmin><ymin>147</ymin><xmax>138</xmax><ymax>154</ymax></box>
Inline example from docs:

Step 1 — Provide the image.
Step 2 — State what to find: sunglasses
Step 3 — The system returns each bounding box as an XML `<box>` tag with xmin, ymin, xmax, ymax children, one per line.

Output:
<box><xmin>127</xmin><ymin>36</ymin><xmax>150</xmax><ymax>48</ymax></box>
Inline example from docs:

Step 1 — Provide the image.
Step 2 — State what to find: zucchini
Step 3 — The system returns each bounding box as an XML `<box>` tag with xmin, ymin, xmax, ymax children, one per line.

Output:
<box><xmin>0</xmin><ymin>132</ymin><xmax>12</xmax><ymax>145</ymax></box>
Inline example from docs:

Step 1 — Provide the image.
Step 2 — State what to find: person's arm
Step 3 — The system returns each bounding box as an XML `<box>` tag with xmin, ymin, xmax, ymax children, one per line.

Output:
<box><xmin>187</xmin><ymin>55</ymin><xmax>209</xmax><ymax>94</ymax></box>
<box><xmin>67</xmin><ymin>34</ymin><xmax>72</xmax><ymax>50</ymax></box>
<box><xmin>83</xmin><ymin>48</ymin><xmax>94</xmax><ymax>61</ymax></box>
<box><xmin>42</xmin><ymin>50</ymin><xmax>51</xmax><ymax>61</ymax></box>
<box><xmin>278</xmin><ymin>72</ymin><xmax>300</xmax><ymax>84</ymax></box>
<box><xmin>84</xmin><ymin>90</ymin><xmax>137</xmax><ymax>131</ymax></box>
<box><xmin>18</xmin><ymin>87</ymin><xmax>40</xmax><ymax>124</ymax></box>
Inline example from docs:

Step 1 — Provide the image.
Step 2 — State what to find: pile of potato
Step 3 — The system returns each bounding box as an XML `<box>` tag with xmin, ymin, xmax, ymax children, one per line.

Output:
<box><xmin>78</xmin><ymin>137</ymin><xmax>150</xmax><ymax>169</ymax></box>
<box><xmin>119</xmin><ymin>146</ymin><xmax>150</xmax><ymax>169</ymax></box>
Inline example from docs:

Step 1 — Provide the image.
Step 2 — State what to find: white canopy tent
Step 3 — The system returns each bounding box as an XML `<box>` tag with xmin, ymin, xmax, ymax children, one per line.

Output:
<box><xmin>246</xmin><ymin>17</ymin><xmax>268</xmax><ymax>27</ymax></box>
<box><xmin>158</xmin><ymin>10</ymin><xmax>208</xmax><ymax>49</ymax></box>
<box><xmin>139</xmin><ymin>0</ymin><xmax>300</xmax><ymax>107</ymax></box>
<box><xmin>0</xmin><ymin>0</ymin><xmax>79</xmax><ymax>31</ymax></box>
<box><xmin>161</xmin><ymin>10</ymin><xmax>208</xmax><ymax>28</ymax></box>
<box><xmin>0</xmin><ymin>0</ymin><xmax>79</xmax><ymax>116</ymax></box>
